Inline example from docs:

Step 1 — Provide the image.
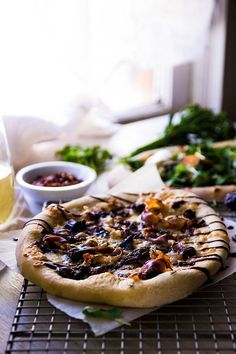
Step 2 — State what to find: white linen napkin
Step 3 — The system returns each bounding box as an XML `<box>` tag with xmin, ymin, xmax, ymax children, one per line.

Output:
<box><xmin>0</xmin><ymin>187</ymin><xmax>32</xmax><ymax>232</ymax></box>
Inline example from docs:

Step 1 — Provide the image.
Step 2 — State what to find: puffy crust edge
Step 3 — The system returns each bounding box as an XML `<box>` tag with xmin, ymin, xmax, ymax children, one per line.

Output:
<box><xmin>184</xmin><ymin>185</ymin><xmax>236</xmax><ymax>202</ymax></box>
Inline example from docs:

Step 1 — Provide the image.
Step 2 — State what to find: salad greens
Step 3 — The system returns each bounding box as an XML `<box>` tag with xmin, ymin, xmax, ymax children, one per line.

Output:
<box><xmin>56</xmin><ymin>145</ymin><xmax>112</xmax><ymax>173</ymax></box>
<box><xmin>129</xmin><ymin>104</ymin><xmax>235</xmax><ymax>157</ymax></box>
<box><xmin>119</xmin><ymin>157</ymin><xmax>144</xmax><ymax>172</ymax></box>
<box><xmin>160</xmin><ymin>144</ymin><xmax>236</xmax><ymax>188</ymax></box>
<box><xmin>82</xmin><ymin>306</ymin><xmax>130</xmax><ymax>326</ymax></box>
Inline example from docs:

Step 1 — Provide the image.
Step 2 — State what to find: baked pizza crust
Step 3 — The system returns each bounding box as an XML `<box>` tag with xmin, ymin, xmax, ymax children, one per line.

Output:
<box><xmin>184</xmin><ymin>185</ymin><xmax>236</xmax><ymax>202</ymax></box>
<box><xmin>16</xmin><ymin>190</ymin><xmax>229</xmax><ymax>308</ymax></box>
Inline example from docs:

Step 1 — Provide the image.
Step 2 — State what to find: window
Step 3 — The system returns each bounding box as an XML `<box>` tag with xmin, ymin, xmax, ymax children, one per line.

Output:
<box><xmin>0</xmin><ymin>0</ymin><xmax>224</xmax><ymax>124</ymax></box>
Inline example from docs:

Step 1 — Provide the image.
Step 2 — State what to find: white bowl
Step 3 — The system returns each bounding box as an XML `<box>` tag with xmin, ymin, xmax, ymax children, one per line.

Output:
<box><xmin>16</xmin><ymin>161</ymin><xmax>97</xmax><ymax>214</ymax></box>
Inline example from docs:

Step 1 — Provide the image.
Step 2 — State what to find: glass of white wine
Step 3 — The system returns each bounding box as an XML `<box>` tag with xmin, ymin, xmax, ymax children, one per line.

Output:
<box><xmin>0</xmin><ymin>117</ymin><xmax>14</xmax><ymax>223</ymax></box>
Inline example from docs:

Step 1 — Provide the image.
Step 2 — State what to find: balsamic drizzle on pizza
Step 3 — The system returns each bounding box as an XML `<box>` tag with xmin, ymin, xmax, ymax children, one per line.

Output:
<box><xmin>25</xmin><ymin>192</ymin><xmax>229</xmax><ymax>284</ymax></box>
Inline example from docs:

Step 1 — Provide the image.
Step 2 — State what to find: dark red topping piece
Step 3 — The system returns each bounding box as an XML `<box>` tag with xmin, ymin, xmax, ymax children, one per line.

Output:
<box><xmin>225</xmin><ymin>192</ymin><xmax>236</xmax><ymax>210</ymax></box>
<box><xmin>182</xmin><ymin>247</ymin><xmax>196</xmax><ymax>260</ymax></box>
<box><xmin>64</xmin><ymin>220</ymin><xmax>87</xmax><ymax>233</ymax></box>
<box><xmin>183</xmin><ymin>209</ymin><xmax>196</xmax><ymax>219</ymax></box>
<box><xmin>32</xmin><ymin>172</ymin><xmax>82</xmax><ymax>187</ymax></box>
<box><xmin>172</xmin><ymin>200</ymin><xmax>185</xmax><ymax>209</ymax></box>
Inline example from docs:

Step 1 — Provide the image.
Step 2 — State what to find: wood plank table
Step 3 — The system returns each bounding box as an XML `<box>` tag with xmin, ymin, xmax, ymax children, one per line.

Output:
<box><xmin>0</xmin><ymin>266</ymin><xmax>23</xmax><ymax>350</ymax></box>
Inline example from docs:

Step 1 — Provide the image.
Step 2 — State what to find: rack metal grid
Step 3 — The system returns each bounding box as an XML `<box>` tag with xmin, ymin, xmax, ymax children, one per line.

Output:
<box><xmin>5</xmin><ymin>204</ymin><xmax>236</xmax><ymax>354</ymax></box>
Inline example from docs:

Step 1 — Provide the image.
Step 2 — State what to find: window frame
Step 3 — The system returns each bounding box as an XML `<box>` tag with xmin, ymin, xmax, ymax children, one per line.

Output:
<box><xmin>115</xmin><ymin>0</ymin><xmax>228</xmax><ymax>124</ymax></box>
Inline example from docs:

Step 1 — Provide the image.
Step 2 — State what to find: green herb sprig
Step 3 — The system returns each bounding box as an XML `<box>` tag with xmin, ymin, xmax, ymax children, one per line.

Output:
<box><xmin>82</xmin><ymin>306</ymin><xmax>131</xmax><ymax>326</ymax></box>
<box><xmin>56</xmin><ymin>145</ymin><xmax>112</xmax><ymax>173</ymax></box>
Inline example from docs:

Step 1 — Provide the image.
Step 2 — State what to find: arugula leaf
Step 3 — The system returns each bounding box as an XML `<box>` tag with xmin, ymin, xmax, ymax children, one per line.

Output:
<box><xmin>161</xmin><ymin>144</ymin><xmax>236</xmax><ymax>187</ymax></box>
<box><xmin>82</xmin><ymin>306</ymin><xmax>131</xmax><ymax>326</ymax></box>
<box><xmin>56</xmin><ymin>145</ymin><xmax>112</xmax><ymax>173</ymax></box>
<box><xmin>119</xmin><ymin>156</ymin><xmax>144</xmax><ymax>171</ymax></box>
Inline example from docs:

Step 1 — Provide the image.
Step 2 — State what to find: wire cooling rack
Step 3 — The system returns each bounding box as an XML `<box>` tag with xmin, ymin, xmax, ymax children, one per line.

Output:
<box><xmin>5</xmin><ymin>204</ymin><xmax>236</xmax><ymax>354</ymax></box>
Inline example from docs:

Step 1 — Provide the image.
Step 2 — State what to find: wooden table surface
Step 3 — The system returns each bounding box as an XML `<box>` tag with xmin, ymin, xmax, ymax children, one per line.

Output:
<box><xmin>0</xmin><ymin>266</ymin><xmax>23</xmax><ymax>350</ymax></box>
<box><xmin>0</xmin><ymin>116</ymin><xmax>168</xmax><ymax>351</ymax></box>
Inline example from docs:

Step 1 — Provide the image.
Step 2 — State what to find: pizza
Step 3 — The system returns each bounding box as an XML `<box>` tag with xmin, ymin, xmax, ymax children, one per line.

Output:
<box><xmin>16</xmin><ymin>189</ymin><xmax>229</xmax><ymax>308</ymax></box>
<box><xmin>118</xmin><ymin>140</ymin><xmax>236</xmax><ymax>201</ymax></box>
